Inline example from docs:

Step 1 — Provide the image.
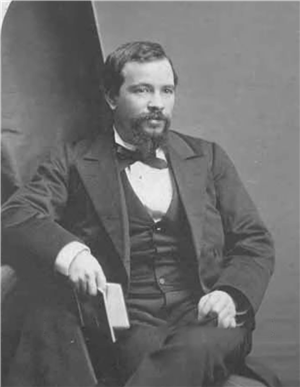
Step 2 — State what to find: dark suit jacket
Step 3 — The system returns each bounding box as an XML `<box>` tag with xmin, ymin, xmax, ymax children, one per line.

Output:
<box><xmin>2</xmin><ymin>129</ymin><xmax>274</xmax><ymax>316</ymax></box>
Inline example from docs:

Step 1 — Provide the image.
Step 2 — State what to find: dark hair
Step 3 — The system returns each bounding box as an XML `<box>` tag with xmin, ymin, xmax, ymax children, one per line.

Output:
<box><xmin>102</xmin><ymin>41</ymin><xmax>178</xmax><ymax>98</ymax></box>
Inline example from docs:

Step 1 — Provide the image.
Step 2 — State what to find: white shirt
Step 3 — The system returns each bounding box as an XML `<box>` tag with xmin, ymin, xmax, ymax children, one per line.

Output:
<box><xmin>55</xmin><ymin>129</ymin><xmax>173</xmax><ymax>276</ymax></box>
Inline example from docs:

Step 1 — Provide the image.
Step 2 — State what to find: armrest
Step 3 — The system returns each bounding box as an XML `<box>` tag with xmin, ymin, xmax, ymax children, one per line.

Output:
<box><xmin>1</xmin><ymin>264</ymin><xmax>19</xmax><ymax>302</ymax></box>
<box><xmin>224</xmin><ymin>375</ymin><xmax>266</xmax><ymax>387</ymax></box>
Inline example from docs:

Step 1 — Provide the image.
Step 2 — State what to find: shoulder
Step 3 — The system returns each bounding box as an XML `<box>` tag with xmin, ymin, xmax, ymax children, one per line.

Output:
<box><xmin>169</xmin><ymin>129</ymin><xmax>228</xmax><ymax>163</ymax></box>
<box><xmin>61</xmin><ymin>132</ymin><xmax>104</xmax><ymax>162</ymax></box>
<box><xmin>34</xmin><ymin>135</ymin><xmax>99</xmax><ymax>177</ymax></box>
<box><xmin>170</xmin><ymin>129</ymin><xmax>212</xmax><ymax>151</ymax></box>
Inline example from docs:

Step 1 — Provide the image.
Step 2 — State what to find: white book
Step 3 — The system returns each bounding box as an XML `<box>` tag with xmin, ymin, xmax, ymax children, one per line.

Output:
<box><xmin>98</xmin><ymin>283</ymin><xmax>130</xmax><ymax>342</ymax></box>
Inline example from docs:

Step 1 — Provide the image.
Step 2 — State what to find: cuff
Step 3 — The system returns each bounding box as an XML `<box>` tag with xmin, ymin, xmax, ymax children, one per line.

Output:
<box><xmin>55</xmin><ymin>241</ymin><xmax>90</xmax><ymax>276</ymax></box>
<box><xmin>217</xmin><ymin>286</ymin><xmax>255</xmax><ymax>328</ymax></box>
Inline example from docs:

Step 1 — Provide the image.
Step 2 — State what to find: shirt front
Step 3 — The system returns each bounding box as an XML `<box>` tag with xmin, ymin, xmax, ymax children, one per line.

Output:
<box><xmin>114</xmin><ymin>129</ymin><xmax>173</xmax><ymax>223</ymax></box>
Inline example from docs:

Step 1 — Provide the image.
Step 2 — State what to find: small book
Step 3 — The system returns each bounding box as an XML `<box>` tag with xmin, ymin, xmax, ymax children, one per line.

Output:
<box><xmin>74</xmin><ymin>283</ymin><xmax>130</xmax><ymax>343</ymax></box>
<box><xmin>98</xmin><ymin>282</ymin><xmax>130</xmax><ymax>342</ymax></box>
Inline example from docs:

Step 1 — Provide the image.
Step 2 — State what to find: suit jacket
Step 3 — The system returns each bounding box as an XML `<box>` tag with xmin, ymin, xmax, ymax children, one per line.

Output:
<box><xmin>2</xmin><ymin>129</ymin><xmax>274</xmax><ymax>316</ymax></box>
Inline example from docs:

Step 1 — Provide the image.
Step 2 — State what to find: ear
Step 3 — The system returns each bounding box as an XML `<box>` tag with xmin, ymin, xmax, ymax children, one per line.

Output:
<box><xmin>104</xmin><ymin>92</ymin><xmax>117</xmax><ymax>110</ymax></box>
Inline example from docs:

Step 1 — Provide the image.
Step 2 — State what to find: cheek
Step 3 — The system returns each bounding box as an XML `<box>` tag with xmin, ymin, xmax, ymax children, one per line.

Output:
<box><xmin>165</xmin><ymin>98</ymin><xmax>175</xmax><ymax>114</ymax></box>
<box><xmin>123</xmin><ymin>99</ymin><xmax>147</xmax><ymax>116</ymax></box>
<box><xmin>115</xmin><ymin>103</ymin><xmax>132</xmax><ymax>119</ymax></box>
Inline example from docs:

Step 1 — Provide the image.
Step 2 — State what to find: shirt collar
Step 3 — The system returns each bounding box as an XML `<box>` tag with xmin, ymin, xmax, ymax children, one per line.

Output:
<box><xmin>113</xmin><ymin>127</ymin><xmax>136</xmax><ymax>151</ymax></box>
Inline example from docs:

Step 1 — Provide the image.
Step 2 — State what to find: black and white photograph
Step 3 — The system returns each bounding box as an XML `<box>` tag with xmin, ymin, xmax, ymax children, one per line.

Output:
<box><xmin>1</xmin><ymin>2</ymin><xmax>299</xmax><ymax>387</ymax></box>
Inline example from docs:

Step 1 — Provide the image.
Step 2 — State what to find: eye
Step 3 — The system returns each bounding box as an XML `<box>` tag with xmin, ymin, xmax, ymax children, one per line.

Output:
<box><xmin>163</xmin><ymin>87</ymin><xmax>175</xmax><ymax>95</ymax></box>
<box><xmin>135</xmin><ymin>86</ymin><xmax>150</xmax><ymax>94</ymax></box>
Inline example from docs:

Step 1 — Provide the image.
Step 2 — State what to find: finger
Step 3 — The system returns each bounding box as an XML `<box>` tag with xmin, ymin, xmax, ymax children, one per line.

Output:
<box><xmin>219</xmin><ymin>314</ymin><xmax>237</xmax><ymax>328</ymax></box>
<box><xmin>213</xmin><ymin>295</ymin><xmax>237</xmax><ymax>318</ymax></box>
<box><xmin>209</xmin><ymin>291</ymin><xmax>236</xmax><ymax>311</ymax></box>
<box><xmin>198</xmin><ymin>291</ymin><xmax>230</xmax><ymax>319</ymax></box>
<box><xmin>198</xmin><ymin>295</ymin><xmax>212</xmax><ymax>318</ymax></box>
<box><xmin>78</xmin><ymin>278</ymin><xmax>88</xmax><ymax>295</ymax></box>
<box><xmin>205</xmin><ymin>297</ymin><xmax>229</xmax><ymax>318</ymax></box>
<box><xmin>73</xmin><ymin>279</ymin><xmax>81</xmax><ymax>294</ymax></box>
<box><xmin>219</xmin><ymin>314</ymin><xmax>234</xmax><ymax>328</ymax></box>
<box><xmin>199</xmin><ymin>298</ymin><xmax>220</xmax><ymax>319</ymax></box>
<box><xmin>198</xmin><ymin>295</ymin><xmax>209</xmax><ymax>311</ymax></box>
<box><xmin>218</xmin><ymin>306</ymin><xmax>233</xmax><ymax>321</ymax></box>
<box><xmin>69</xmin><ymin>273</ymin><xmax>82</xmax><ymax>292</ymax></box>
<box><xmin>218</xmin><ymin>301</ymin><xmax>236</xmax><ymax>318</ymax></box>
<box><xmin>87</xmin><ymin>275</ymin><xmax>98</xmax><ymax>296</ymax></box>
<box><xmin>68</xmin><ymin>266</ymin><xmax>81</xmax><ymax>284</ymax></box>
<box><xmin>96</xmin><ymin>267</ymin><xmax>107</xmax><ymax>293</ymax></box>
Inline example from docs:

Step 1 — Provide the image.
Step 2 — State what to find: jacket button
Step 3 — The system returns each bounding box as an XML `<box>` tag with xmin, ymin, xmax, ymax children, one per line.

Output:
<box><xmin>159</xmin><ymin>277</ymin><xmax>165</xmax><ymax>285</ymax></box>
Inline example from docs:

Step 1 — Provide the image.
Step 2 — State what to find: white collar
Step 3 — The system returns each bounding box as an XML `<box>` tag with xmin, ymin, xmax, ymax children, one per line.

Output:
<box><xmin>113</xmin><ymin>127</ymin><xmax>136</xmax><ymax>151</ymax></box>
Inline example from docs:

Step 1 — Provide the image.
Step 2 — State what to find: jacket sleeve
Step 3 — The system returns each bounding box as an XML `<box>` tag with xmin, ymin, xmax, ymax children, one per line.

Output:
<box><xmin>1</xmin><ymin>144</ymin><xmax>83</xmax><ymax>270</ymax></box>
<box><xmin>211</xmin><ymin>142</ymin><xmax>275</xmax><ymax>314</ymax></box>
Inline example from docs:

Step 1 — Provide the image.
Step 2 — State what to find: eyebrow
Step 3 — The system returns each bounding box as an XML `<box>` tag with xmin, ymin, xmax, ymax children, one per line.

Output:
<box><xmin>128</xmin><ymin>83</ymin><xmax>175</xmax><ymax>89</ymax></box>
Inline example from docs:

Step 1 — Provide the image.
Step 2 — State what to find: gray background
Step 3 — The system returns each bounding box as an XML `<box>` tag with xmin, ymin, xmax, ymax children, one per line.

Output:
<box><xmin>94</xmin><ymin>2</ymin><xmax>299</xmax><ymax>386</ymax></box>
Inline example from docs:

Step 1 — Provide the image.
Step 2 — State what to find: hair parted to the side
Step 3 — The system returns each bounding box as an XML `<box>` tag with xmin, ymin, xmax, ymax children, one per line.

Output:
<box><xmin>102</xmin><ymin>41</ymin><xmax>178</xmax><ymax>99</ymax></box>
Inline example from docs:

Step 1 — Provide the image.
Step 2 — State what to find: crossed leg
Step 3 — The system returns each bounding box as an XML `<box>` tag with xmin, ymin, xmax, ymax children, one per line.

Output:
<box><xmin>116</xmin><ymin>323</ymin><xmax>251</xmax><ymax>387</ymax></box>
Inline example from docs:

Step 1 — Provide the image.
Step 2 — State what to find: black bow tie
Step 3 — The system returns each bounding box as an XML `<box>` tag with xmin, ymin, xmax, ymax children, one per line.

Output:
<box><xmin>115</xmin><ymin>144</ymin><xmax>168</xmax><ymax>170</ymax></box>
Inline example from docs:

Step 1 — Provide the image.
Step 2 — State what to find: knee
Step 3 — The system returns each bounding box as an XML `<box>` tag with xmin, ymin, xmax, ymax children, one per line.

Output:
<box><xmin>178</xmin><ymin>327</ymin><xmax>215</xmax><ymax>350</ymax></box>
<box><xmin>172</xmin><ymin>327</ymin><xmax>226</xmax><ymax>367</ymax></box>
<box><xmin>188</xmin><ymin>329</ymin><xmax>216</xmax><ymax>359</ymax></box>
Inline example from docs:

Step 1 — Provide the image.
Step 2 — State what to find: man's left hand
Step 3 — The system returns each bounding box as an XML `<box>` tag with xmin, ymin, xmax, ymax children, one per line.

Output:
<box><xmin>198</xmin><ymin>290</ymin><xmax>237</xmax><ymax>328</ymax></box>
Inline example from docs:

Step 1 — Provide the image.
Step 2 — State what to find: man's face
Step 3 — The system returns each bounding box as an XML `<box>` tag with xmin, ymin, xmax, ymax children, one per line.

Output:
<box><xmin>107</xmin><ymin>59</ymin><xmax>176</xmax><ymax>153</ymax></box>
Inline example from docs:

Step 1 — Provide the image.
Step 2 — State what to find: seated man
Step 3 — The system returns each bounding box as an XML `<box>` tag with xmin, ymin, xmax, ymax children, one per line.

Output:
<box><xmin>2</xmin><ymin>41</ymin><xmax>276</xmax><ymax>387</ymax></box>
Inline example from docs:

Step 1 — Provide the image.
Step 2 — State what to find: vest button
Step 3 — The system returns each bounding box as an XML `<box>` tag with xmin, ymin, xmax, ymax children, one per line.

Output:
<box><xmin>159</xmin><ymin>277</ymin><xmax>165</xmax><ymax>285</ymax></box>
<box><xmin>155</xmin><ymin>222</ymin><xmax>162</xmax><ymax>231</ymax></box>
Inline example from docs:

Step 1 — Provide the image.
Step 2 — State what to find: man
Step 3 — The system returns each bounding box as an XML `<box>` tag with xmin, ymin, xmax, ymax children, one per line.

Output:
<box><xmin>2</xmin><ymin>41</ymin><xmax>275</xmax><ymax>387</ymax></box>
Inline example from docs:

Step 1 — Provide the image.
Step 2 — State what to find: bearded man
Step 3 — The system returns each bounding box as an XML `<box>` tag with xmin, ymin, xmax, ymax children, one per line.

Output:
<box><xmin>2</xmin><ymin>41</ymin><xmax>277</xmax><ymax>387</ymax></box>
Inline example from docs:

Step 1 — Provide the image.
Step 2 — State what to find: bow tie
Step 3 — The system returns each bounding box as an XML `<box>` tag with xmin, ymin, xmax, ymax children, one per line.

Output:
<box><xmin>115</xmin><ymin>144</ymin><xmax>168</xmax><ymax>170</ymax></box>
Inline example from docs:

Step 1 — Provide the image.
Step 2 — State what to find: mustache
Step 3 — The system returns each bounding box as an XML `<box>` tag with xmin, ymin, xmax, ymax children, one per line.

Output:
<box><xmin>137</xmin><ymin>111</ymin><xmax>169</xmax><ymax>122</ymax></box>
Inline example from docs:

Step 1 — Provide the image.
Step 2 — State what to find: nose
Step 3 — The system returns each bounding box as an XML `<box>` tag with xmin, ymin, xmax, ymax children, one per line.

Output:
<box><xmin>147</xmin><ymin>92</ymin><xmax>164</xmax><ymax>111</ymax></box>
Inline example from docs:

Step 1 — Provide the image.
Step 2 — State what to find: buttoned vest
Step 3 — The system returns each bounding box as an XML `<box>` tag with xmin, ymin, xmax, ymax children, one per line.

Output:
<box><xmin>120</xmin><ymin>170</ymin><xmax>202</xmax><ymax>301</ymax></box>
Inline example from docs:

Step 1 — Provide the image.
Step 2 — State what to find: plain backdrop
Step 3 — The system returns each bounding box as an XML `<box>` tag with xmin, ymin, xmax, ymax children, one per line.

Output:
<box><xmin>94</xmin><ymin>2</ymin><xmax>299</xmax><ymax>386</ymax></box>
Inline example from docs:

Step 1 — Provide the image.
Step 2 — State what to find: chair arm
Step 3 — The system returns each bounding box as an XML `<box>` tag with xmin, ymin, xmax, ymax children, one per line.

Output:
<box><xmin>224</xmin><ymin>375</ymin><xmax>266</xmax><ymax>387</ymax></box>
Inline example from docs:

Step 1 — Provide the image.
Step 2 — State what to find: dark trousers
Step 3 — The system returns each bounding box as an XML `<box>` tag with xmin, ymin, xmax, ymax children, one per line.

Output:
<box><xmin>117</xmin><ymin>324</ymin><xmax>251</xmax><ymax>387</ymax></box>
<box><xmin>112</xmin><ymin>290</ymin><xmax>252</xmax><ymax>387</ymax></box>
<box><xmin>4</xmin><ymin>287</ymin><xmax>251</xmax><ymax>387</ymax></box>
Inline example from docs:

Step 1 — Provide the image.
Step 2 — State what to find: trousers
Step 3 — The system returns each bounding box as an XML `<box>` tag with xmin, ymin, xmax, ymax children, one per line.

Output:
<box><xmin>89</xmin><ymin>290</ymin><xmax>252</xmax><ymax>387</ymax></box>
<box><xmin>4</xmin><ymin>285</ymin><xmax>252</xmax><ymax>387</ymax></box>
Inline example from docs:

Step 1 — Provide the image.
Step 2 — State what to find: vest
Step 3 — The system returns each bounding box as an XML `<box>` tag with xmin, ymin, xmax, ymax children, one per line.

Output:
<box><xmin>120</xmin><ymin>171</ymin><xmax>202</xmax><ymax>304</ymax></box>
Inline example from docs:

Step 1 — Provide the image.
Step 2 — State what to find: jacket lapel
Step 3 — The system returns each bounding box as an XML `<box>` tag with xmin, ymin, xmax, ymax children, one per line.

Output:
<box><xmin>168</xmin><ymin>132</ymin><xmax>210</xmax><ymax>267</ymax></box>
<box><xmin>75</xmin><ymin>132</ymin><xmax>130</xmax><ymax>274</ymax></box>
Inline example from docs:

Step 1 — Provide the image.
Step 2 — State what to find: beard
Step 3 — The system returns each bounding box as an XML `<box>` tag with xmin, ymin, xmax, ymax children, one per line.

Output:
<box><xmin>130</xmin><ymin>111</ymin><xmax>171</xmax><ymax>159</ymax></box>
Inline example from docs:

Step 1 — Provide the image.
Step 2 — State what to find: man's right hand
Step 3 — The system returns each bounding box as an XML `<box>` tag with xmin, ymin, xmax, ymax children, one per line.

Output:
<box><xmin>68</xmin><ymin>250</ymin><xmax>107</xmax><ymax>296</ymax></box>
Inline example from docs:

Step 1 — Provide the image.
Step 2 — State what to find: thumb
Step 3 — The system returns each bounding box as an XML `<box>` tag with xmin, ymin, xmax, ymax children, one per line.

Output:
<box><xmin>198</xmin><ymin>295</ymin><xmax>210</xmax><ymax>320</ymax></box>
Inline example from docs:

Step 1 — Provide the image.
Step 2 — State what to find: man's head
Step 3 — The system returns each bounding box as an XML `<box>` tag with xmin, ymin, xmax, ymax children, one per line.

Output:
<box><xmin>103</xmin><ymin>41</ymin><xmax>178</xmax><ymax>156</ymax></box>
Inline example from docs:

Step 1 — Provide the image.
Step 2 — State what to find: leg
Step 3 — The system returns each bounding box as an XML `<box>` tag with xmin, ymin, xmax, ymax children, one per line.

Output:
<box><xmin>125</xmin><ymin>325</ymin><xmax>252</xmax><ymax>387</ymax></box>
<box><xmin>4</xmin><ymin>298</ymin><xmax>98</xmax><ymax>387</ymax></box>
<box><xmin>115</xmin><ymin>323</ymin><xmax>169</xmax><ymax>385</ymax></box>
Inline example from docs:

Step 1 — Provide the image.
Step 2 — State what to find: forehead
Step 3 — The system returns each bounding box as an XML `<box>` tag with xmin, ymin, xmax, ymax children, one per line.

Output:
<box><xmin>121</xmin><ymin>59</ymin><xmax>175</xmax><ymax>86</ymax></box>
